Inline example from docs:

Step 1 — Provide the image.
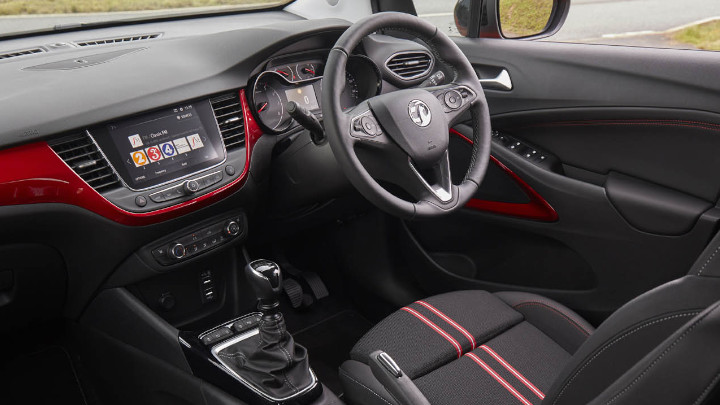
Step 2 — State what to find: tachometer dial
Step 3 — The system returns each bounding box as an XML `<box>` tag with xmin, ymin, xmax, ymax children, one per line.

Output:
<box><xmin>297</xmin><ymin>63</ymin><xmax>318</xmax><ymax>80</ymax></box>
<box><xmin>253</xmin><ymin>79</ymin><xmax>286</xmax><ymax>131</ymax></box>
<box><xmin>274</xmin><ymin>66</ymin><xmax>295</xmax><ymax>81</ymax></box>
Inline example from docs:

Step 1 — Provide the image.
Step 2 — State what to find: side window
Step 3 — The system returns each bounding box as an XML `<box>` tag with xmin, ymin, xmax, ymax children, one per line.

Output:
<box><xmin>415</xmin><ymin>0</ymin><xmax>720</xmax><ymax>52</ymax></box>
<box><xmin>552</xmin><ymin>1</ymin><xmax>720</xmax><ymax>51</ymax></box>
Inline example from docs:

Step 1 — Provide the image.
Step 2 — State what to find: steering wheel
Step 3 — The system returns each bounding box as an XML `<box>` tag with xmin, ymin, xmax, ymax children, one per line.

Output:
<box><xmin>323</xmin><ymin>12</ymin><xmax>492</xmax><ymax>219</ymax></box>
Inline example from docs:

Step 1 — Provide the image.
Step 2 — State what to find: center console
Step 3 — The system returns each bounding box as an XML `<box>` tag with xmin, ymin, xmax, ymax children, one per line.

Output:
<box><xmin>179</xmin><ymin>260</ymin><xmax>326</xmax><ymax>405</ymax></box>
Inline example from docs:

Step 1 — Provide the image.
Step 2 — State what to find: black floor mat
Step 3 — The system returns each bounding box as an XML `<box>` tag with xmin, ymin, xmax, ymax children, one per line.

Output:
<box><xmin>0</xmin><ymin>346</ymin><xmax>87</xmax><ymax>405</ymax></box>
<box><xmin>293</xmin><ymin>310</ymin><xmax>373</xmax><ymax>395</ymax></box>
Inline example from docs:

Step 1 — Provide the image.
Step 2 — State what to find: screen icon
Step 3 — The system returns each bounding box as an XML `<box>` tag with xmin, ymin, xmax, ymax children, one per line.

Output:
<box><xmin>173</xmin><ymin>137</ymin><xmax>191</xmax><ymax>154</ymax></box>
<box><xmin>145</xmin><ymin>145</ymin><xmax>164</xmax><ymax>163</ymax></box>
<box><xmin>187</xmin><ymin>134</ymin><xmax>204</xmax><ymax>150</ymax></box>
<box><xmin>128</xmin><ymin>134</ymin><xmax>143</xmax><ymax>148</ymax></box>
<box><xmin>130</xmin><ymin>150</ymin><xmax>149</xmax><ymax>167</ymax></box>
<box><xmin>159</xmin><ymin>142</ymin><xmax>176</xmax><ymax>158</ymax></box>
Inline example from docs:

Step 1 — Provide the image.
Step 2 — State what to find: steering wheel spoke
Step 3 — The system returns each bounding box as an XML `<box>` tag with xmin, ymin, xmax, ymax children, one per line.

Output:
<box><xmin>427</xmin><ymin>83</ymin><xmax>478</xmax><ymax>126</ymax></box>
<box><xmin>407</xmin><ymin>150</ymin><xmax>454</xmax><ymax>203</ymax></box>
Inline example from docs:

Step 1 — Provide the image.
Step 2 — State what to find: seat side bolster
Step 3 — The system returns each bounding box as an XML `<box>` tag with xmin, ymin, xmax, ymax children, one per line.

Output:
<box><xmin>587</xmin><ymin>300</ymin><xmax>720</xmax><ymax>405</ymax></box>
<box><xmin>495</xmin><ymin>291</ymin><xmax>594</xmax><ymax>354</ymax></box>
<box><xmin>340</xmin><ymin>360</ymin><xmax>400</xmax><ymax>405</ymax></box>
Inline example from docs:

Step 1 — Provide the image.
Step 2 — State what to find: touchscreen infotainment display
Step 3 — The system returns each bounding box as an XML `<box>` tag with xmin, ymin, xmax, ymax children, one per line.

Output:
<box><xmin>93</xmin><ymin>100</ymin><xmax>226</xmax><ymax>190</ymax></box>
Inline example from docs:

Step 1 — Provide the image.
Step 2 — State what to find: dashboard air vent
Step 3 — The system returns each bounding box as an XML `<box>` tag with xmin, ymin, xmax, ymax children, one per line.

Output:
<box><xmin>75</xmin><ymin>33</ymin><xmax>161</xmax><ymax>47</ymax></box>
<box><xmin>210</xmin><ymin>93</ymin><xmax>245</xmax><ymax>151</ymax></box>
<box><xmin>386</xmin><ymin>51</ymin><xmax>433</xmax><ymax>80</ymax></box>
<box><xmin>0</xmin><ymin>47</ymin><xmax>45</xmax><ymax>60</ymax></box>
<box><xmin>50</xmin><ymin>133</ymin><xmax>121</xmax><ymax>193</ymax></box>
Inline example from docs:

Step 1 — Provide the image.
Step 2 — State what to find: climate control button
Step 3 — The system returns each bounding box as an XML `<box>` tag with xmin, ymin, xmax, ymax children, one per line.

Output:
<box><xmin>225</xmin><ymin>220</ymin><xmax>241</xmax><ymax>236</ymax></box>
<box><xmin>169</xmin><ymin>243</ymin><xmax>186</xmax><ymax>259</ymax></box>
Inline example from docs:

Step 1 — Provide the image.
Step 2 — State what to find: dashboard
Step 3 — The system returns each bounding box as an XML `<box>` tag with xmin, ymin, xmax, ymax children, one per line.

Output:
<box><xmin>0</xmin><ymin>9</ymin><xmax>438</xmax><ymax>320</ymax></box>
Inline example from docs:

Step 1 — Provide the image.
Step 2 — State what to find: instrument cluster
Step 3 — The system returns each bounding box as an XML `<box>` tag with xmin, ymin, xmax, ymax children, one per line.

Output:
<box><xmin>250</xmin><ymin>55</ymin><xmax>381</xmax><ymax>134</ymax></box>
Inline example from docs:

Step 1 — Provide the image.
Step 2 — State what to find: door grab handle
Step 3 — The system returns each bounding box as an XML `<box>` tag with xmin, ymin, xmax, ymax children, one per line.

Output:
<box><xmin>479</xmin><ymin>69</ymin><xmax>513</xmax><ymax>91</ymax></box>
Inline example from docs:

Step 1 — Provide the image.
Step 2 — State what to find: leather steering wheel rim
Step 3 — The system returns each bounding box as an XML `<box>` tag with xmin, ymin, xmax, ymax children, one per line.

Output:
<box><xmin>322</xmin><ymin>12</ymin><xmax>492</xmax><ymax>219</ymax></box>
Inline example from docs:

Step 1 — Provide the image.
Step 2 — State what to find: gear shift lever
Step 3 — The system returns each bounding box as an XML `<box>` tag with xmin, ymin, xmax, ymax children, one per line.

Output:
<box><xmin>214</xmin><ymin>259</ymin><xmax>317</xmax><ymax>401</ymax></box>
<box><xmin>245</xmin><ymin>259</ymin><xmax>283</xmax><ymax>314</ymax></box>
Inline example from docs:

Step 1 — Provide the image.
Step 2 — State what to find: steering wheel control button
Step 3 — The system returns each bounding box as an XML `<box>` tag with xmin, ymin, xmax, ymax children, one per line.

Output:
<box><xmin>444</xmin><ymin>90</ymin><xmax>463</xmax><ymax>110</ymax></box>
<box><xmin>361</xmin><ymin>116</ymin><xmax>380</xmax><ymax>135</ymax></box>
<box><xmin>135</xmin><ymin>195</ymin><xmax>148</xmax><ymax>207</ymax></box>
<box><xmin>169</xmin><ymin>243</ymin><xmax>186</xmax><ymax>260</ymax></box>
<box><xmin>225</xmin><ymin>165</ymin><xmax>236</xmax><ymax>176</ymax></box>
<box><xmin>183</xmin><ymin>179</ymin><xmax>200</xmax><ymax>194</ymax></box>
<box><xmin>352</xmin><ymin>113</ymin><xmax>382</xmax><ymax>137</ymax></box>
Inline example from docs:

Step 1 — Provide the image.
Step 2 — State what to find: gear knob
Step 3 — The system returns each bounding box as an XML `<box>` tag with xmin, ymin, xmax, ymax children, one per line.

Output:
<box><xmin>245</xmin><ymin>259</ymin><xmax>283</xmax><ymax>311</ymax></box>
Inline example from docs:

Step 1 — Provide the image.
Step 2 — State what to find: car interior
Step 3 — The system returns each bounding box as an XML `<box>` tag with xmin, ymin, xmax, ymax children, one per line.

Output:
<box><xmin>2</xmin><ymin>0</ymin><xmax>720</xmax><ymax>404</ymax></box>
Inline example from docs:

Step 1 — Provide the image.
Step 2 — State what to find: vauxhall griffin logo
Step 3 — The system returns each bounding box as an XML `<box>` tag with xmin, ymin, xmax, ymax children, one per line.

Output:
<box><xmin>408</xmin><ymin>100</ymin><xmax>432</xmax><ymax>127</ymax></box>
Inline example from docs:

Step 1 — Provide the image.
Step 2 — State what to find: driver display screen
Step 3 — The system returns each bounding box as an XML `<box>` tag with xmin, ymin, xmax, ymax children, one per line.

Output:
<box><xmin>285</xmin><ymin>84</ymin><xmax>319</xmax><ymax>111</ymax></box>
<box><xmin>93</xmin><ymin>100</ymin><xmax>226</xmax><ymax>190</ymax></box>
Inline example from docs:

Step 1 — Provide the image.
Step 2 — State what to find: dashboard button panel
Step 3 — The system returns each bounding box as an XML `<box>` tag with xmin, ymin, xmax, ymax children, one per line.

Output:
<box><xmin>151</xmin><ymin>213</ymin><xmax>246</xmax><ymax>265</ymax></box>
<box><xmin>148</xmin><ymin>171</ymin><xmax>223</xmax><ymax>203</ymax></box>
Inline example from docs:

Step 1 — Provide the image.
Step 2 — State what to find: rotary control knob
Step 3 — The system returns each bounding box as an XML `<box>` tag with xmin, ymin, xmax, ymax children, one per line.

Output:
<box><xmin>183</xmin><ymin>179</ymin><xmax>200</xmax><ymax>195</ymax></box>
<box><xmin>225</xmin><ymin>220</ymin><xmax>241</xmax><ymax>237</ymax></box>
<box><xmin>169</xmin><ymin>243</ymin><xmax>186</xmax><ymax>260</ymax></box>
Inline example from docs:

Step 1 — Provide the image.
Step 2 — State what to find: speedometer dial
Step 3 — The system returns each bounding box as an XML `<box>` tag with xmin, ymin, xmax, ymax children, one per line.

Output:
<box><xmin>253</xmin><ymin>76</ymin><xmax>288</xmax><ymax>131</ymax></box>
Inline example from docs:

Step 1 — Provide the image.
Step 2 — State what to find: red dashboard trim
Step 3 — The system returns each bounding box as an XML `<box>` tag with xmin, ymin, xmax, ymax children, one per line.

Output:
<box><xmin>0</xmin><ymin>89</ymin><xmax>262</xmax><ymax>226</ymax></box>
<box><xmin>450</xmin><ymin>129</ymin><xmax>558</xmax><ymax>222</ymax></box>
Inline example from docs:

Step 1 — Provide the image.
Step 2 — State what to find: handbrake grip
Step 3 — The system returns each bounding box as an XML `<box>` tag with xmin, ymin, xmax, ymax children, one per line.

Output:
<box><xmin>369</xmin><ymin>350</ymin><xmax>431</xmax><ymax>405</ymax></box>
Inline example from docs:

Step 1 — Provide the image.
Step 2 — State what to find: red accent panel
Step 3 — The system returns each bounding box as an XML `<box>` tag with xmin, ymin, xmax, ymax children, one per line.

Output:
<box><xmin>0</xmin><ymin>89</ymin><xmax>262</xmax><ymax>226</ymax></box>
<box><xmin>416</xmin><ymin>300</ymin><xmax>476</xmax><ymax>349</ymax></box>
<box><xmin>401</xmin><ymin>307</ymin><xmax>463</xmax><ymax>358</ymax></box>
<box><xmin>480</xmin><ymin>345</ymin><xmax>545</xmax><ymax>399</ymax></box>
<box><xmin>450</xmin><ymin>129</ymin><xmax>558</xmax><ymax>222</ymax></box>
<box><xmin>466</xmin><ymin>353</ymin><xmax>534</xmax><ymax>405</ymax></box>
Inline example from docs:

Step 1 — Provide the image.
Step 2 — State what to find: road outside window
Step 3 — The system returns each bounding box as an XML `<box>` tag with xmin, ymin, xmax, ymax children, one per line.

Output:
<box><xmin>415</xmin><ymin>0</ymin><xmax>720</xmax><ymax>51</ymax></box>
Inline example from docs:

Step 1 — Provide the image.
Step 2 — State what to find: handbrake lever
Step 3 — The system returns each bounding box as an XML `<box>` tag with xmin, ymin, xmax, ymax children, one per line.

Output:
<box><xmin>369</xmin><ymin>350</ymin><xmax>431</xmax><ymax>405</ymax></box>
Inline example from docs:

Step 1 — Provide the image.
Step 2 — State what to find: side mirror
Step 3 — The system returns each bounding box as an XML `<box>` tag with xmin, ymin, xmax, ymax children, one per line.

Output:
<box><xmin>453</xmin><ymin>0</ymin><xmax>571</xmax><ymax>40</ymax></box>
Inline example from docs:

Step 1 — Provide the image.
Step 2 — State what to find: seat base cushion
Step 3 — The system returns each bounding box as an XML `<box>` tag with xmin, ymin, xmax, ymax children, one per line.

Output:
<box><xmin>341</xmin><ymin>290</ymin><xmax>593</xmax><ymax>405</ymax></box>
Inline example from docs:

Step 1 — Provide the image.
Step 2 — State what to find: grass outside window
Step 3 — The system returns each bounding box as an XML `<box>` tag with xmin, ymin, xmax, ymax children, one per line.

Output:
<box><xmin>0</xmin><ymin>0</ymin><xmax>287</xmax><ymax>15</ymax></box>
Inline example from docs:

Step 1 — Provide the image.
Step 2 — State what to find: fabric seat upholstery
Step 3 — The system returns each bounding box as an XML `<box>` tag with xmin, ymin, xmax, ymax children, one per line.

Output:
<box><xmin>341</xmin><ymin>290</ymin><xmax>593</xmax><ymax>405</ymax></box>
<box><xmin>340</xmin><ymin>231</ymin><xmax>720</xmax><ymax>405</ymax></box>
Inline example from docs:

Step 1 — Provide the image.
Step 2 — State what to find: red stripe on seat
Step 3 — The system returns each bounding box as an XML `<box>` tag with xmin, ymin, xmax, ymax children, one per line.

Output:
<box><xmin>480</xmin><ymin>345</ymin><xmax>545</xmax><ymax>399</ymax></box>
<box><xmin>466</xmin><ymin>353</ymin><xmax>534</xmax><ymax>405</ymax></box>
<box><xmin>401</xmin><ymin>307</ymin><xmax>462</xmax><ymax>358</ymax></box>
<box><xmin>416</xmin><ymin>300</ymin><xmax>477</xmax><ymax>349</ymax></box>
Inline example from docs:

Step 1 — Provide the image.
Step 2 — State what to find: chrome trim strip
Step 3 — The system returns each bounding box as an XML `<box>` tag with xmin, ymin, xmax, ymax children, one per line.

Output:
<box><xmin>408</xmin><ymin>150</ymin><xmax>453</xmax><ymax>203</ymax></box>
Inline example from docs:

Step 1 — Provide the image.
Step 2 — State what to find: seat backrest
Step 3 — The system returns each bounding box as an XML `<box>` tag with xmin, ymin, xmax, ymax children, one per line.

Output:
<box><xmin>587</xmin><ymin>299</ymin><xmax>720</xmax><ymax>405</ymax></box>
<box><xmin>543</xmin><ymin>231</ymin><xmax>720</xmax><ymax>405</ymax></box>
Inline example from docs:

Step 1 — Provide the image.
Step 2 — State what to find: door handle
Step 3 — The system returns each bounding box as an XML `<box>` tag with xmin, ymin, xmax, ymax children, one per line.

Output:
<box><xmin>479</xmin><ymin>69</ymin><xmax>513</xmax><ymax>91</ymax></box>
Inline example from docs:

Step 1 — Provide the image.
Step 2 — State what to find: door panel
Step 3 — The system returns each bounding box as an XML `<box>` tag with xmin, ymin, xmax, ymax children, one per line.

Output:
<box><xmin>401</xmin><ymin>39</ymin><xmax>720</xmax><ymax>323</ymax></box>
